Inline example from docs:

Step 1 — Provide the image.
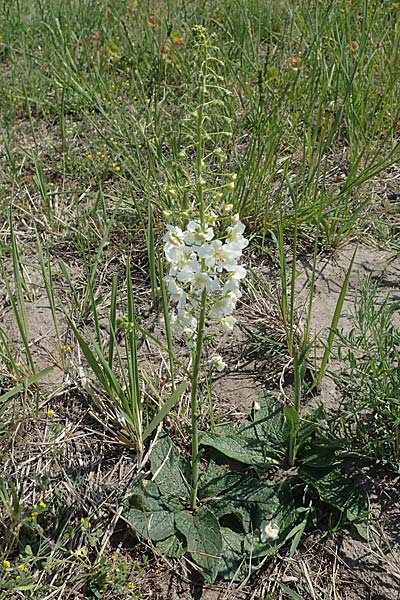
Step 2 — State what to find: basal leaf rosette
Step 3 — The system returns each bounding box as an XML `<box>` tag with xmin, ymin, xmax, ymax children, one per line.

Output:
<box><xmin>163</xmin><ymin>216</ymin><xmax>248</xmax><ymax>348</ymax></box>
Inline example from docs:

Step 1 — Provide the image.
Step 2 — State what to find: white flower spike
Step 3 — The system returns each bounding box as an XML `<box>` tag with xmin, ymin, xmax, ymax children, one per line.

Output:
<box><xmin>163</xmin><ymin>217</ymin><xmax>248</xmax><ymax>347</ymax></box>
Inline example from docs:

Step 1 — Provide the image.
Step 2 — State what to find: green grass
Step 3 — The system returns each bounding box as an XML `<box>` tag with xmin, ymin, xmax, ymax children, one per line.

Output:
<box><xmin>334</xmin><ymin>277</ymin><xmax>400</xmax><ymax>466</ymax></box>
<box><xmin>0</xmin><ymin>1</ymin><xmax>400</xmax><ymax>598</ymax></box>
<box><xmin>1</xmin><ymin>0</ymin><xmax>399</xmax><ymax>248</ymax></box>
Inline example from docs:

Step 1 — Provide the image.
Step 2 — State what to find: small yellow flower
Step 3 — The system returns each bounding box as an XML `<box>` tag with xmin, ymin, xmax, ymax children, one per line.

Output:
<box><xmin>17</xmin><ymin>564</ymin><xmax>25</xmax><ymax>571</ymax></box>
<box><xmin>3</xmin><ymin>560</ymin><xmax>11</xmax><ymax>568</ymax></box>
<box><xmin>39</xmin><ymin>501</ymin><xmax>47</xmax><ymax>509</ymax></box>
<box><xmin>114</xmin><ymin>165</ymin><xmax>121</xmax><ymax>172</ymax></box>
<box><xmin>127</xmin><ymin>582</ymin><xmax>135</xmax><ymax>589</ymax></box>
<box><xmin>15</xmin><ymin>575</ymin><xmax>21</xmax><ymax>581</ymax></box>
<box><xmin>111</xmin><ymin>554</ymin><xmax>117</xmax><ymax>561</ymax></box>
<box><xmin>31</xmin><ymin>511</ymin><xmax>39</xmax><ymax>518</ymax></box>
<box><xmin>80</xmin><ymin>517</ymin><xmax>91</xmax><ymax>528</ymax></box>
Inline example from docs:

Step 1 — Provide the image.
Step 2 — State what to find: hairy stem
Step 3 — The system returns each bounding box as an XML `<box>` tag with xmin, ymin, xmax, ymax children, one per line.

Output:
<box><xmin>190</xmin><ymin>290</ymin><xmax>207</xmax><ymax>510</ymax></box>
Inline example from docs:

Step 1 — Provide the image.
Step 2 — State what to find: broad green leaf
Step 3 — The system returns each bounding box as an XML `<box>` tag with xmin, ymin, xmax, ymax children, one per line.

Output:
<box><xmin>201</xmin><ymin>474</ymin><xmax>294</xmax><ymax>536</ymax></box>
<box><xmin>299</xmin><ymin>438</ymin><xmax>343</xmax><ymax>468</ymax></box>
<box><xmin>175</xmin><ymin>507</ymin><xmax>222</xmax><ymax>583</ymax></box>
<box><xmin>123</xmin><ymin>481</ymin><xmax>180</xmax><ymax>542</ymax></box>
<box><xmin>150</xmin><ymin>433</ymin><xmax>189</xmax><ymax>499</ymax></box>
<box><xmin>218</xmin><ymin>527</ymin><xmax>245</xmax><ymax>580</ymax></box>
<box><xmin>242</xmin><ymin>481</ymin><xmax>297</xmax><ymax>559</ymax></box>
<box><xmin>246</xmin><ymin>393</ymin><xmax>289</xmax><ymax>446</ymax></box>
<box><xmin>200</xmin><ymin>472</ymin><xmax>252</xmax><ymax>531</ymax></box>
<box><xmin>200</xmin><ymin>432</ymin><xmax>278</xmax><ymax>467</ymax></box>
<box><xmin>124</xmin><ymin>506</ymin><xmax>175</xmax><ymax>541</ymax></box>
<box><xmin>156</xmin><ymin>533</ymin><xmax>185</xmax><ymax>558</ymax></box>
<box><xmin>299</xmin><ymin>467</ymin><xmax>368</xmax><ymax>528</ymax></box>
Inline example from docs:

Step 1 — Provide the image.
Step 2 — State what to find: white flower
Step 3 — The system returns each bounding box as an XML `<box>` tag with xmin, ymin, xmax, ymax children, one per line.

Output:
<box><xmin>184</xmin><ymin>221</ymin><xmax>214</xmax><ymax>246</ymax></box>
<box><xmin>260</xmin><ymin>521</ymin><xmax>279</xmax><ymax>542</ymax></box>
<box><xmin>163</xmin><ymin>224</ymin><xmax>186</xmax><ymax>246</ymax></box>
<box><xmin>176</xmin><ymin>258</ymin><xmax>201</xmax><ymax>283</ymax></box>
<box><xmin>163</xmin><ymin>225</ymin><xmax>186</xmax><ymax>262</ymax></box>
<box><xmin>209</xmin><ymin>355</ymin><xmax>227</xmax><ymax>372</ymax></box>
<box><xmin>219</xmin><ymin>315</ymin><xmax>236</xmax><ymax>332</ymax></box>
<box><xmin>226</xmin><ymin>221</ymin><xmax>249</xmax><ymax>252</ymax></box>
<box><xmin>164</xmin><ymin>276</ymin><xmax>186</xmax><ymax>307</ymax></box>
<box><xmin>171</xmin><ymin>307</ymin><xmax>197</xmax><ymax>337</ymax></box>
<box><xmin>197</xmin><ymin>240</ymin><xmax>238</xmax><ymax>272</ymax></box>
<box><xmin>168</xmin><ymin>246</ymin><xmax>196</xmax><ymax>276</ymax></box>
<box><xmin>190</xmin><ymin>271</ymin><xmax>220</xmax><ymax>295</ymax></box>
<box><xmin>224</xmin><ymin>264</ymin><xmax>247</xmax><ymax>279</ymax></box>
<box><xmin>209</xmin><ymin>292</ymin><xmax>238</xmax><ymax>318</ymax></box>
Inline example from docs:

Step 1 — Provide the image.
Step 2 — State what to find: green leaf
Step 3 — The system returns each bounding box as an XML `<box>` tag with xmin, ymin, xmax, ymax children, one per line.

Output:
<box><xmin>156</xmin><ymin>533</ymin><xmax>185</xmax><ymax>558</ymax></box>
<box><xmin>299</xmin><ymin>438</ymin><xmax>343</xmax><ymax>468</ymax></box>
<box><xmin>278</xmin><ymin>583</ymin><xmax>304</xmax><ymax>600</ymax></box>
<box><xmin>218</xmin><ymin>527</ymin><xmax>245</xmax><ymax>580</ymax></box>
<box><xmin>200</xmin><ymin>432</ymin><xmax>278</xmax><ymax>468</ymax></box>
<box><xmin>201</xmin><ymin>473</ymin><xmax>295</xmax><ymax>539</ymax></box>
<box><xmin>143</xmin><ymin>381</ymin><xmax>187</xmax><ymax>441</ymax></box>
<box><xmin>123</xmin><ymin>481</ymin><xmax>179</xmax><ymax>542</ymax></box>
<box><xmin>123</xmin><ymin>506</ymin><xmax>175</xmax><ymax>542</ymax></box>
<box><xmin>247</xmin><ymin>393</ymin><xmax>289</xmax><ymax>447</ymax></box>
<box><xmin>200</xmin><ymin>472</ymin><xmax>252</xmax><ymax>531</ymax></box>
<box><xmin>0</xmin><ymin>367</ymin><xmax>54</xmax><ymax>403</ymax></box>
<box><xmin>175</xmin><ymin>507</ymin><xmax>222</xmax><ymax>583</ymax></box>
<box><xmin>283</xmin><ymin>406</ymin><xmax>301</xmax><ymax>435</ymax></box>
<box><xmin>150</xmin><ymin>433</ymin><xmax>189</xmax><ymax>499</ymax></box>
<box><xmin>299</xmin><ymin>467</ymin><xmax>368</xmax><ymax>529</ymax></box>
<box><xmin>241</xmin><ymin>481</ymin><xmax>297</xmax><ymax>559</ymax></box>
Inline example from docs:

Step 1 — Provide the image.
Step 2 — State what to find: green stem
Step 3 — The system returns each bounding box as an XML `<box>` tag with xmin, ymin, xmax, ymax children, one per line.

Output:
<box><xmin>288</xmin><ymin>350</ymin><xmax>301</xmax><ymax>466</ymax></box>
<box><xmin>190</xmin><ymin>290</ymin><xmax>207</xmax><ymax>510</ymax></box>
<box><xmin>196</xmin><ymin>66</ymin><xmax>206</xmax><ymax>227</ymax></box>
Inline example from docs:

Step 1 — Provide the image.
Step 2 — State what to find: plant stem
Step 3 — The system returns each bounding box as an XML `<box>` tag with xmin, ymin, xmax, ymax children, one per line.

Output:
<box><xmin>190</xmin><ymin>289</ymin><xmax>207</xmax><ymax>510</ymax></box>
<box><xmin>190</xmin><ymin>42</ymin><xmax>208</xmax><ymax>510</ymax></box>
<box><xmin>196</xmin><ymin>53</ymin><xmax>206</xmax><ymax>227</ymax></box>
<box><xmin>288</xmin><ymin>350</ymin><xmax>302</xmax><ymax>466</ymax></box>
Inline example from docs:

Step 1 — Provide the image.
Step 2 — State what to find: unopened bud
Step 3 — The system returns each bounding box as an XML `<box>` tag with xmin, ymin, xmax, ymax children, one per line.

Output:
<box><xmin>168</xmin><ymin>187</ymin><xmax>177</xmax><ymax>198</ymax></box>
